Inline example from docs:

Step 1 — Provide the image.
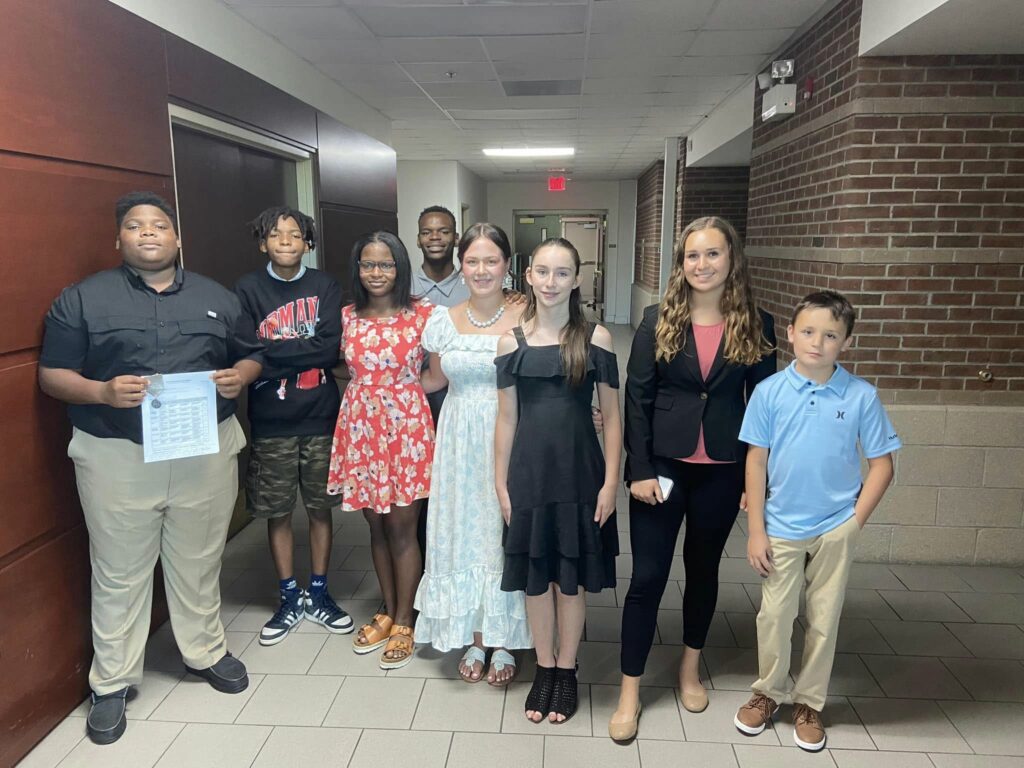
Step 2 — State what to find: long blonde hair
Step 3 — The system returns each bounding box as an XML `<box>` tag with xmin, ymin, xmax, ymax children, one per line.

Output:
<box><xmin>655</xmin><ymin>216</ymin><xmax>773</xmax><ymax>365</ymax></box>
<box><xmin>522</xmin><ymin>237</ymin><xmax>591</xmax><ymax>388</ymax></box>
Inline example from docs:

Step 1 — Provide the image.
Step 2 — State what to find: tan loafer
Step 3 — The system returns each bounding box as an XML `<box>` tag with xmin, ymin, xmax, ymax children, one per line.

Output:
<box><xmin>608</xmin><ymin>702</ymin><xmax>642</xmax><ymax>743</ymax></box>
<box><xmin>680</xmin><ymin>686</ymin><xmax>709</xmax><ymax>713</ymax></box>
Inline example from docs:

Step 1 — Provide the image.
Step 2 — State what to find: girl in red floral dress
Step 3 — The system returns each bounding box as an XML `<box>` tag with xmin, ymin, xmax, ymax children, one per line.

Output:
<box><xmin>327</xmin><ymin>231</ymin><xmax>434</xmax><ymax>669</ymax></box>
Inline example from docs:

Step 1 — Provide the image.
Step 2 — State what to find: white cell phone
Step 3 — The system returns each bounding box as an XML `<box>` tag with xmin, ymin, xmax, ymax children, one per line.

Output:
<box><xmin>657</xmin><ymin>475</ymin><xmax>674</xmax><ymax>501</ymax></box>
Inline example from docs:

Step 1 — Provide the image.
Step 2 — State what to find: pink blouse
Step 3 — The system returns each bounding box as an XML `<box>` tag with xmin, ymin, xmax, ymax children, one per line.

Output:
<box><xmin>680</xmin><ymin>322</ymin><xmax>733</xmax><ymax>465</ymax></box>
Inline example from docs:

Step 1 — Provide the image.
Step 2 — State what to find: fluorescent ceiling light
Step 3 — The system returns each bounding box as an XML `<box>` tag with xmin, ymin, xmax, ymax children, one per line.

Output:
<box><xmin>483</xmin><ymin>147</ymin><xmax>575</xmax><ymax>158</ymax></box>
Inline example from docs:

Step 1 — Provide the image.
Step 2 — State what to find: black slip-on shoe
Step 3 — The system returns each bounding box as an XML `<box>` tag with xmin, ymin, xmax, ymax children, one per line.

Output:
<box><xmin>86</xmin><ymin>687</ymin><xmax>128</xmax><ymax>745</ymax></box>
<box><xmin>185</xmin><ymin>652</ymin><xmax>249</xmax><ymax>694</ymax></box>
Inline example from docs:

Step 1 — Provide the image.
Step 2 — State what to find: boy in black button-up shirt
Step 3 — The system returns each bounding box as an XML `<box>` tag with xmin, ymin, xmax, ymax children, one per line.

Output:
<box><xmin>39</xmin><ymin>192</ymin><xmax>262</xmax><ymax>746</ymax></box>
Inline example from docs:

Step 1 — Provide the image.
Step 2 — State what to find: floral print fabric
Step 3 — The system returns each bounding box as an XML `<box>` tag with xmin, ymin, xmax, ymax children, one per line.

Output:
<box><xmin>327</xmin><ymin>300</ymin><xmax>434</xmax><ymax>513</ymax></box>
<box><xmin>413</xmin><ymin>306</ymin><xmax>531</xmax><ymax>651</ymax></box>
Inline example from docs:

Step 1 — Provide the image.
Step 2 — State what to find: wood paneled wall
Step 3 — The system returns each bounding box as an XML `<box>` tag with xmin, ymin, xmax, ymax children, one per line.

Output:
<box><xmin>0</xmin><ymin>1</ymin><xmax>395</xmax><ymax>763</ymax></box>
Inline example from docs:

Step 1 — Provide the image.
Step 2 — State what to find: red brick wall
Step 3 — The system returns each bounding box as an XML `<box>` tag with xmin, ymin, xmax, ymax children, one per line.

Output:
<box><xmin>634</xmin><ymin>159</ymin><xmax>664</xmax><ymax>291</ymax></box>
<box><xmin>680</xmin><ymin>166</ymin><xmax>751</xmax><ymax>242</ymax></box>
<box><xmin>674</xmin><ymin>138</ymin><xmax>751</xmax><ymax>248</ymax></box>
<box><xmin>746</xmin><ymin>0</ymin><xmax>1024</xmax><ymax>396</ymax></box>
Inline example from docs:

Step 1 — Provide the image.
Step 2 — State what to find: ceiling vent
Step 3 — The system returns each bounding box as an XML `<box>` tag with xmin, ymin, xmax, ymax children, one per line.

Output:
<box><xmin>502</xmin><ymin>79</ymin><xmax>582</xmax><ymax>97</ymax></box>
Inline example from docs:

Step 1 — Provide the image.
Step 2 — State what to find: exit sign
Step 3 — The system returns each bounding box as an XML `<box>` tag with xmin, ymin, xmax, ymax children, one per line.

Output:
<box><xmin>548</xmin><ymin>175</ymin><xmax>566</xmax><ymax>192</ymax></box>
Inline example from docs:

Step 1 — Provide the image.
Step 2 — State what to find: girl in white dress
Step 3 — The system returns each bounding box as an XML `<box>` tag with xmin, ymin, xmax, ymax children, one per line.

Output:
<box><xmin>416</xmin><ymin>223</ymin><xmax>532</xmax><ymax>685</ymax></box>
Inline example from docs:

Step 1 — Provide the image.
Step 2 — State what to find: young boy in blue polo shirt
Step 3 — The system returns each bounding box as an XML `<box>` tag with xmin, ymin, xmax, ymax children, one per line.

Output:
<box><xmin>734</xmin><ymin>290</ymin><xmax>900</xmax><ymax>752</ymax></box>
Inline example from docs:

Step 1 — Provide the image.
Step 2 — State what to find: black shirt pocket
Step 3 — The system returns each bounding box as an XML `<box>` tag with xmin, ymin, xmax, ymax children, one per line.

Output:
<box><xmin>178</xmin><ymin>318</ymin><xmax>228</xmax><ymax>366</ymax></box>
<box><xmin>87</xmin><ymin>315</ymin><xmax>150</xmax><ymax>370</ymax></box>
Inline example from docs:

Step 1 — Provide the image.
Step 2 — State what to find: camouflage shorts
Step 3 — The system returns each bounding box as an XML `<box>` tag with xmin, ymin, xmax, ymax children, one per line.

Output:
<box><xmin>246</xmin><ymin>435</ymin><xmax>337</xmax><ymax>519</ymax></box>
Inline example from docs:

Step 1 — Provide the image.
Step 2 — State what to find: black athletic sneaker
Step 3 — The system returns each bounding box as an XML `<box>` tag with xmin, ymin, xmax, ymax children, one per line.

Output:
<box><xmin>305</xmin><ymin>590</ymin><xmax>354</xmax><ymax>634</ymax></box>
<box><xmin>259</xmin><ymin>588</ymin><xmax>306</xmax><ymax>646</ymax></box>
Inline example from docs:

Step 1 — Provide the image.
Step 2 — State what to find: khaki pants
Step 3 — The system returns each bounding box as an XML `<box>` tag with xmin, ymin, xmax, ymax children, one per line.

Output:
<box><xmin>752</xmin><ymin>515</ymin><xmax>859</xmax><ymax>712</ymax></box>
<box><xmin>69</xmin><ymin>417</ymin><xmax>246</xmax><ymax>695</ymax></box>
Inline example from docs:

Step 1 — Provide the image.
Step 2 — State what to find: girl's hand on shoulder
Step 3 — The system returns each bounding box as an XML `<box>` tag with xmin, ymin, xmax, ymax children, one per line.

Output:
<box><xmin>629</xmin><ymin>478</ymin><xmax>663</xmax><ymax>506</ymax></box>
<box><xmin>502</xmin><ymin>288</ymin><xmax>527</xmax><ymax>306</ymax></box>
<box><xmin>747</xmin><ymin>531</ymin><xmax>773</xmax><ymax>577</ymax></box>
<box><xmin>496</xmin><ymin>484</ymin><xmax>512</xmax><ymax>525</ymax></box>
<box><xmin>594</xmin><ymin>483</ymin><xmax>616</xmax><ymax>527</ymax></box>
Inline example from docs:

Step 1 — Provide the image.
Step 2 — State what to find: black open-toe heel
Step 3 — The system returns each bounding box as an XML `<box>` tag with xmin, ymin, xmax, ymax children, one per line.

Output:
<box><xmin>548</xmin><ymin>666</ymin><xmax>579</xmax><ymax>724</ymax></box>
<box><xmin>525</xmin><ymin>665</ymin><xmax>556</xmax><ymax>722</ymax></box>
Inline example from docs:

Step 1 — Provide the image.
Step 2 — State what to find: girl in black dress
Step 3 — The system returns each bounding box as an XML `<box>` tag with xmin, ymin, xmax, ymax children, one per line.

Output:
<box><xmin>494</xmin><ymin>237</ymin><xmax>622</xmax><ymax>724</ymax></box>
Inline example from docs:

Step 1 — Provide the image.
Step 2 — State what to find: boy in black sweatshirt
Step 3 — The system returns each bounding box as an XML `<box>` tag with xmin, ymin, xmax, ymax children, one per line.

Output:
<box><xmin>235</xmin><ymin>207</ymin><xmax>351</xmax><ymax>645</ymax></box>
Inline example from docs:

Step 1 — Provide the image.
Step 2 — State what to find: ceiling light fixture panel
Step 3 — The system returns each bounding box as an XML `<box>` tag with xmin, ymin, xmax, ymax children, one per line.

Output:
<box><xmin>483</xmin><ymin>147</ymin><xmax>575</xmax><ymax>157</ymax></box>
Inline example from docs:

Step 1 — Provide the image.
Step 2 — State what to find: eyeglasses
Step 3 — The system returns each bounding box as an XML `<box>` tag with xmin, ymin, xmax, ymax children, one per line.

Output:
<box><xmin>358</xmin><ymin>260</ymin><xmax>397</xmax><ymax>273</ymax></box>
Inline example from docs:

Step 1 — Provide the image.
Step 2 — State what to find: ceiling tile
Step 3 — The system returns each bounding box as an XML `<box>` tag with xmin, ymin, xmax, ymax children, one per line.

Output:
<box><xmin>687</xmin><ymin>29</ymin><xmax>796</xmax><ymax>57</ymax></box>
<box><xmin>586</xmin><ymin>57</ymin><xmax>678</xmax><ymax>78</ymax></box>
<box><xmin>233</xmin><ymin>5</ymin><xmax>373</xmax><ymax>39</ymax></box>
<box><xmin>582</xmin><ymin>77</ymin><xmax>666</xmax><ymax>95</ymax></box>
<box><xmin>312</xmin><ymin>60</ymin><xmax>410</xmax><ymax>82</ymax></box>
<box><xmin>482</xmin><ymin>34</ymin><xmax>587</xmax><ymax>60</ymax></box>
<box><xmin>502</xmin><ymin>79</ymin><xmax>581</xmax><ymax>96</ymax></box>
<box><xmin>587</xmin><ymin>33</ymin><xmax>697</xmax><ymax>59</ymax></box>
<box><xmin>348</xmin><ymin>3</ymin><xmax>587</xmax><ymax>37</ymax></box>
<box><xmin>447</xmin><ymin>108</ymin><xmax>578</xmax><ymax>120</ymax></box>
<box><xmin>401</xmin><ymin>61</ymin><xmax>497</xmax><ymax>82</ymax></box>
<box><xmin>672</xmin><ymin>54</ymin><xmax>768</xmax><ymax>76</ymax></box>
<box><xmin>704</xmin><ymin>0</ymin><xmax>830</xmax><ymax>31</ymax></box>
<box><xmin>660</xmin><ymin>74</ymin><xmax>747</xmax><ymax>93</ymax></box>
<box><xmin>222</xmin><ymin>0</ymin><xmax>831</xmax><ymax>179</ymax></box>
<box><xmin>342</xmin><ymin>80</ymin><xmax>426</xmax><ymax>100</ymax></box>
<box><xmin>282</xmin><ymin>37</ymin><xmax>391</xmax><ymax>64</ymax></box>
<box><xmin>493</xmin><ymin>59</ymin><xmax>584</xmax><ymax>81</ymax></box>
<box><xmin>578</xmin><ymin>93</ymin><xmax>659</xmax><ymax>107</ymax></box>
<box><xmin>378</xmin><ymin>36</ymin><xmax>488</xmax><ymax>62</ymax></box>
<box><xmin>421</xmin><ymin>81</ymin><xmax>506</xmax><ymax>98</ymax></box>
<box><xmin>226</xmin><ymin>0</ymin><xmax>352</xmax><ymax>5</ymax></box>
<box><xmin>590</xmin><ymin>0</ymin><xmax>716</xmax><ymax>35</ymax></box>
<box><xmin>437</xmin><ymin>95</ymin><xmax>573</xmax><ymax>110</ymax></box>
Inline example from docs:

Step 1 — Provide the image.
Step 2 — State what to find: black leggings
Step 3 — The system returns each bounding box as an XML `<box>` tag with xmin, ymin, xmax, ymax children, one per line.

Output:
<box><xmin>620</xmin><ymin>458</ymin><xmax>743</xmax><ymax>677</ymax></box>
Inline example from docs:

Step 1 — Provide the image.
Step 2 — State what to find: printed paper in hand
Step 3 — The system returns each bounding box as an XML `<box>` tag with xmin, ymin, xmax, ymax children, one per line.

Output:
<box><xmin>142</xmin><ymin>371</ymin><xmax>220</xmax><ymax>462</ymax></box>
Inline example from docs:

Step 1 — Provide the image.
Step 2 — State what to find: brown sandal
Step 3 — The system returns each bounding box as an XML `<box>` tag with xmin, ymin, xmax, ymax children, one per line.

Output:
<box><xmin>352</xmin><ymin>613</ymin><xmax>393</xmax><ymax>654</ymax></box>
<box><xmin>379</xmin><ymin>625</ymin><xmax>415</xmax><ymax>670</ymax></box>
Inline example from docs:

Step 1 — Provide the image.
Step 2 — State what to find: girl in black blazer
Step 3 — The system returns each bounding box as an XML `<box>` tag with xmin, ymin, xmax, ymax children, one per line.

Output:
<box><xmin>608</xmin><ymin>217</ymin><xmax>776</xmax><ymax>742</ymax></box>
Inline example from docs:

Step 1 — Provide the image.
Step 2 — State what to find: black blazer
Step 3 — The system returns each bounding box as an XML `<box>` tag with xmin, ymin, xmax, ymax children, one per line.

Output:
<box><xmin>624</xmin><ymin>304</ymin><xmax>777</xmax><ymax>482</ymax></box>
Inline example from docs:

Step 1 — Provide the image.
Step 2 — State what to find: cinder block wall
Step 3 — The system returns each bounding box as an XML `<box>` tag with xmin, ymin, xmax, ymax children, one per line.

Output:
<box><xmin>858</xmin><ymin>405</ymin><xmax>1024</xmax><ymax>564</ymax></box>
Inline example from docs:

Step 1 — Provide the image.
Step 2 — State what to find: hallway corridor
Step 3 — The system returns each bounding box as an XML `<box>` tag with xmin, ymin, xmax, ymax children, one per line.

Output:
<box><xmin>22</xmin><ymin>325</ymin><xmax>1024</xmax><ymax>768</ymax></box>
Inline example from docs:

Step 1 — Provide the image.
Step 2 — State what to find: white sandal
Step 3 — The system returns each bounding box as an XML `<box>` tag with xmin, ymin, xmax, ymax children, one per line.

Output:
<box><xmin>459</xmin><ymin>646</ymin><xmax>487</xmax><ymax>683</ymax></box>
<box><xmin>487</xmin><ymin>649</ymin><xmax>518</xmax><ymax>687</ymax></box>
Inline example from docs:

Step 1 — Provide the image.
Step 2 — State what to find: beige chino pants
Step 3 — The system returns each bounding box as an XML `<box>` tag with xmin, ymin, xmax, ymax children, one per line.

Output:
<box><xmin>752</xmin><ymin>515</ymin><xmax>860</xmax><ymax>712</ymax></box>
<box><xmin>69</xmin><ymin>417</ymin><xmax>246</xmax><ymax>695</ymax></box>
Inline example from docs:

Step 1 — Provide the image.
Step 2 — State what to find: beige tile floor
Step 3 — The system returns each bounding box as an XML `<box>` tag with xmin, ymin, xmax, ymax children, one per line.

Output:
<box><xmin>22</xmin><ymin>325</ymin><xmax>1024</xmax><ymax>767</ymax></box>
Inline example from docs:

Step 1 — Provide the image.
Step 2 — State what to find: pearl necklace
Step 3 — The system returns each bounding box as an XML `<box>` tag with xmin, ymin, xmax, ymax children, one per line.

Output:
<box><xmin>466</xmin><ymin>302</ymin><xmax>505</xmax><ymax>328</ymax></box>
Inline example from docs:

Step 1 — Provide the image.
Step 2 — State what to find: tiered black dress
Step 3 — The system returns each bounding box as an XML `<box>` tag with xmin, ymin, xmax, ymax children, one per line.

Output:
<box><xmin>495</xmin><ymin>326</ymin><xmax>619</xmax><ymax>596</ymax></box>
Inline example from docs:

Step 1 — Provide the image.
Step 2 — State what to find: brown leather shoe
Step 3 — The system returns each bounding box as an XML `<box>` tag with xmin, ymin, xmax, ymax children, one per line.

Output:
<box><xmin>734</xmin><ymin>693</ymin><xmax>779</xmax><ymax>735</ymax></box>
<box><xmin>793</xmin><ymin>703</ymin><xmax>826</xmax><ymax>752</ymax></box>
